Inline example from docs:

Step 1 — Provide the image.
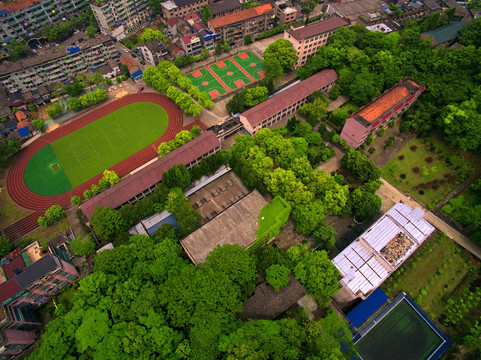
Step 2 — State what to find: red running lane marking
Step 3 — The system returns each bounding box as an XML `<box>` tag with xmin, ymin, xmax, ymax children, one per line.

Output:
<box><xmin>206</xmin><ymin>66</ymin><xmax>230</xmax><ymax>93</ymax></box>
<box><xmin>230</xmin><ymin>57</ymin><xmax>256</xmax><ymax>83</ymax></box>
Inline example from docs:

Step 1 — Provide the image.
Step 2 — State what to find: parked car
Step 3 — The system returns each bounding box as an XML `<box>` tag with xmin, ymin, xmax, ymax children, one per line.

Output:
<box><xmin>140</xmin><ymin>60</ymin><xmax>146</xmax><ymax>65</ymax></box>
<box><xmin>138</xmin><ymin>87</ymin><xmax>144</xmax><ymax>93</ymax></box>
<box><xmin>132</xmin><ymin>53</ymin><xmax>137</xmax><ymax>58</ymax></box>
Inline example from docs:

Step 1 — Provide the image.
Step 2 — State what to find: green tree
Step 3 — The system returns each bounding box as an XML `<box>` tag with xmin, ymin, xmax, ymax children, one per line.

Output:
<box><xmin>32</xmin><ymin>119</ymin><xmax>45</xmax><ymax>132</ymax></box>
<box><xmin>158</xmin><ymin>142</ymin><xmax>171</xmax><ymax>157</ymax></box>
<box><xmin>243</xmin><ymin>86</ymin><xmax>268</xmax><ymax>107</ymax></box>
<box><xmin>292</xmin><ymin>200</ymin><xmax>326</xmax><ymax>235</ymax></box>
<box><xmin>162</xmin><ymin>164</ymin><xmax>191</xmax><ymax>189</ymax></box>
<box><xmin>223</xmin><ymin>42</ymin><xmax>230</xmax><ymax>52</ymax></box>
<box><xmin>201</xmin><ymin>5</ymin><xmax>212</xmax><ymax>24</ymax></box>
<box><xmin>264</xmin><ymin>39</ymin><xmax>298</xmax><ymax>73</ymax></box>
<box><xmin>458</xmin><ymin>17</ymin><xmax>481</xmax><ymax>47</ymax></box>
<box><xmin>44</xmin><ymin>204</ymin><xmax>65</xmax><ymax>225</ymax></box>
<box><xmin>101</xmin><ymin>170</ymin><xmax>120</xmax><ymax>187</ymax></box>
<box><xmin>312</xmin><ymin>224</ymin><xmax>337</xmax><ymax>251</ymax></box>
<box><xmin>71</xmin><ymin>196</ymin><xmax>83</xmax><ymax>206</ymax></box>
<box><xmin>70</xmin><ymin>235</ymin><xmax>96</xmax><ymax>256</ymax></box>
<box><xmin>86</xmin><ymin>25</ymin><xmax>97</xmax><ymax>38</ymax></box>
<box><xmin>0</xmin><ymin>236</ymin><xmax>12</xmax><ymax>259</ymax></box>
<box><xmin>244</xmin><ymin>34</ymin><xmax>252</xmax><ymax>45</ymax></box>
<box><xmin>341</xmin><ymin>149</ymin><xmax>381</xmax><ymax>183</ymax></box>
<box><xmin>265</xmin><ymin>264</ymin><xmax>291</xmax><ymax>291</ymax></box>
<box><xmin>90</xmin><ymin>206</ymin><xmax>126</xmax><ymax>240</ymax></box>
<box><xmin>8</xmin><ymin>40</ymin><xmax>30</xmax><ymax>59</ymax></box>
<box><xmin>66</xmin><ymin>81</ymin><xmax>85</xmax><ymax>97</ymax></box>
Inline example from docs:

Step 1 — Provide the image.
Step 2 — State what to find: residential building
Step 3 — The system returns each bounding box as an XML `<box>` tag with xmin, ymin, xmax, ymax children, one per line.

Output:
<box><xmin>140</xmin><ymin>39</ymin><xmax>168</xmax><ymax>65</ymax></box>
<box><xmin>96</xmin><ymin>60</ymin><xmax>120</xmax><ymax>79</ymax></box>
<box><xmin>185</xmin><ymin>13</ymin><xmax>216</xmax><ymax>53</ymax></box>
<box><xmin>0</xmin><ymin>0</ymin><xmax>89</xmax><ymax>42</ymax></box>
<box><xmin>273</xmin><ymin>0</ymin><xmax>298</xmax><ymax>25</ymax></box>
<box><xmin>181</xmin><ymin>33</ymin><xmax>203</xmax><ymax>56</ymax></box>
<box><xmin>208</xmin><ymin>4</ymin><xmax>274</xmax><ymax>47</ymax></box>
<box><xmin>332</xmin><ymin>202</ymin><xmax>435</xmax><ymax>299</ymax></box>
<box><xmin>90</xmin><ymin>0</ymin><xmax>150</xmax><ymax>40</ymax></box>
<box><xmin>419</xmin><ymin>21</ymin><xmax>468</xmax><ymax>47</ymax></box>
<box><xmin>161</xmin><ymin>0</ymin><xmax>208</xmax><ymax>20</ymax></box>
<box><xmin>0</xmin><ymin>242</ymin><xmax>79</xmax><ymax>358</ymax></box>
<box><xmin>209</xmin><ymin>0</ymin><xmax>242</xmax><ymax>18</ymax></box>
<box><xmin>284</xmin><ymin>15</ymin><xmax>350</xmax><ymax>68</ymax></box>
<box><xmin>340</xmin><ymin>78</ymin><xmax>424</xmax><ymax>148</ymax></box>
<box><xmin>0</xmin><ymin>32</ymin><xmax>117</xmax><ymax>93</ymax></box>
<box><xmin>239</xmin><ymin>69</ymin><xmax>338</xmax><ymax>135</ymax></box>
<box><xmin>81</xmin><ymin>130</ymin><xmax>221</xmax><ymax>219</ymax></box>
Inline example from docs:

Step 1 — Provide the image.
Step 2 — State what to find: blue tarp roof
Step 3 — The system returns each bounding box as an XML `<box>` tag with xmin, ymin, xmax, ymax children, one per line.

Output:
<box><xmin>0</xmin><ymin>9</ymin><xmax>9</xmax><ymax>15</ymax></box>
<box><xmin>131</xmin><ymin>69</ymin><xmax>143</xmax><ymax>79</ymax></box>
<box><xmin>67</xmin><ymin>46</ymin><xmax>80</xmax><ymax>55</ymax></box>
<box><xmin>18</xmin><ymin>126</ymin><xmax>30</xmax><ymax>137</ymax></box>
<box><xmin>146</xmin><ymin>214</ymin><xmax>178</xmax><ymax>236</ymax></box>
<box><xmin>347</xmin><ymin>288</ymin><xmax>388</xmax><ymax>328</ymax></box>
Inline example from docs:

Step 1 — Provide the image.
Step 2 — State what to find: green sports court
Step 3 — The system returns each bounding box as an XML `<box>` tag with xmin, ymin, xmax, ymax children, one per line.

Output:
<box><xmin>24</xmin><ymin>102</ymin><xmax>169</xmax><ymax>196</ymax></box>
<box><xmin>186</xmin><ymin>50</ymin><xmax>265</xmax><ymax>99</ymax></box>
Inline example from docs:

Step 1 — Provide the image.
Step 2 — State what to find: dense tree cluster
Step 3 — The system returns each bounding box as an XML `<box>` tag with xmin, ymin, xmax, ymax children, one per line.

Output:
<box><xmin>296</xmin><ymin>20</ymin><xmax>481</xmax><ymax>150</ymax></box>
<box><xmin>139</xmin><ymin>28</ymin><xmax>170</xmax><ymax>45</ymax></box>
<box><xmin>37</xmin><ymin>205</ymin><xmax>66</xmax><ymax>227</ymax></box>
<box><xmin>299</xmin><ymin>92</ymin><xmax>329</xmax><ymax>126</ymax></box>
<box><xmin>29</xmin><ymin>236</ymin><xmax>353</xmax><ymax>360</ymax></box>
<box><xmin>263</xmin><ymin>39</ymin><xmax>298</xmax><ymax>79</ymax></box>
<box><xmin>144</xmin><ymin>62</ymin><xmax>213</xmax><ymax>117</ymax></box>
<box><xmin>0</xmin><ymin>236</ymin><xmax>12</xmax><ymax>259</ymax></box>
<box><xmin>158</xmin><ymin>126</ymin><xmax>201</xmax><ymax>157</ymax></box>
<box><xmin>341</xmin><ymin>149</ymin><xmax>381</xmax><ymax>183</ymax></box>
<box><xmin>8</xmin><ymin>40</ymin><xmax>30</xmax><ymax>60</ymax></box>
<box><xmin>46</xmin><ymin>102</ymin><xmax>64</xmax><ymax>119</ymax></box>
<box><xmin>69</xmin><ymin>235</ymin><xmax>96</xmax><ymax>256</ymax></box>
<box><xmin>69</xmin><ymin>89</ymin><xmax>108</xmax><ymax>111</ymax></box>
<box><xmin>0</xmin><ymin>140</ymin><xmax>21</xmax><ymax>167</ymax></box>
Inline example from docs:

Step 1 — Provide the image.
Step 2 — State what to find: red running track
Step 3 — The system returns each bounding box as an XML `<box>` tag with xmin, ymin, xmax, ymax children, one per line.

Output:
<box><xmin>5</xmin><ymin>93</ymin><xmax>184</xmax><ymax>240</ymax></box>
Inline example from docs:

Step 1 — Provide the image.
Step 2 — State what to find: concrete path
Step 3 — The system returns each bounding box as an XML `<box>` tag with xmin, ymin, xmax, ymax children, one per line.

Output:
<box><xmin>377</xmin><ymin>178</ymin><xmax>481</xmax><ymax>259</ymax></box>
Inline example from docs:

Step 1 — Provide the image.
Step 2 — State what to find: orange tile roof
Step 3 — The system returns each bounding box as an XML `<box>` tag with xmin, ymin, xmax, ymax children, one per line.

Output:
<box><xmin>17</xmin><ymin>120</ymin><xmax>29</xmax><ymax>128</ymax></box>
<box><xmin>357</xmin><ymin>86</ymin><xmax>410</xmax><ymax>123</ymax></box>
<box><xmin>15</xmin><ymin>111</ymin><xmax>26</xmax><ymax>122</ymax></box>
<box><xmin>0</xmin><ymin>0</ymin><xmax>36</xmax><ymax>12</ymax></box>
<box><xmin>210</xmin><ymin>4</ymin><xmax>273</xmax><ymax>29</ymax></box>
<box><xmin>120</xmin><ymin>54</ymin><xmax>137</xmax><ymax>71</ymax></box>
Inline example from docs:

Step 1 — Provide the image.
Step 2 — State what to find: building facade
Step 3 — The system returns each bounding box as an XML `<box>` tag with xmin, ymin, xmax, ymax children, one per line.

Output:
<box><xmin>208</xmin><ymin>4</ymin><xmax>274</xmax><ymax>47</ymax></box>
<box><xmin>0</xmin><ymin>32</ymin><xmax>117</xmax><ymax>92</ymax></box>
<box><xmin>273</xmin><ymin>0</ymin><xmax>298</xmax><ymax>25</ymax></box>
<box><xmin>161</xmin><ymin>0</ymin><xmax>208</xmax><ymax>20</ymax></box>
<box><xmin>239</xmin><ymin>69</ymin><xmax>338</xmax><ymax>135</ymax></box>
<box><xmin>284</xmin><ymin>15</ymin><xmax>350</xmax><ymax>68</ymax></box>
<box><xmin>0</xmin><ymin>0</ymin><xmax>89</xmax><ymax>43</ymax></box>
<box><xmin>90</xmin><ymin>0</ymin><xmax>150</xmax><ymax>40</ymax></box>
<box><xmin>0</xmin><ymin>242</ymin><xmax>78</xmax><ymax>358</ymax></box>
<box><xmin>140</xmin><ymin>39</ymin><xmax>168</xmax><ymax>65</ymax></box>
<box><xmin>340</xmin><ymin>78</ymin><xmax>424</xmax><ymax>148</ymax></box>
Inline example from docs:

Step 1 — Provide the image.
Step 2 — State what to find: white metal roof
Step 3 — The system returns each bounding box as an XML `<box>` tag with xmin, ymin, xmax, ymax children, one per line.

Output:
<box><xmin>332</xmin><ymin>202</ymin><xmax>435</xmax><ymax>297</ymax></box>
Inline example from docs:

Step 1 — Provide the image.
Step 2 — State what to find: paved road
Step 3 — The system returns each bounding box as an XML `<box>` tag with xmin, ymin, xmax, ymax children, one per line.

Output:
<box><xmin>377</xmin><ymin>178</ymin><xmax>481</xmax><ymax>260</ymax></box>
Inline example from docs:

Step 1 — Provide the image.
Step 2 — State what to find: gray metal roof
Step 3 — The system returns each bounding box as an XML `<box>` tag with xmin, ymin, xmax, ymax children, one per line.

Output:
<box><xmin>15</xmin><ymin>254</ymin><xmax>59</xmax><ymax>289</ymax></box>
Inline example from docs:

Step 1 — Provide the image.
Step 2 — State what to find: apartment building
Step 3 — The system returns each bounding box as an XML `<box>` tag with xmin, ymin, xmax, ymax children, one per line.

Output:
<box><xmin>90</xmin><ymin>0</ymin><xmax>150</xmax><ymax>40</ymax></box>
<box><xmin>181</xmin><ymin>33</ymin><xmax>203</xmax><ymax>56</ymax></box>
<box><xmin>0</xmin><ymin>242</ymin><xmax>78</xmax><ymax>358</ymax></box>
<box><xmin>209</xmin><ymin>0</ymin><xmax>242</xmax><ymax>18</ymax></box>
<box><xmin>0</xmin><ymin>0</ymin><xmax>89</xmax><ymax>43</ymax></box>
<box><xmin>340</xmin><ymin>78</ymin><xmax>424</xmax><ymax>148</ymax></box>
<box><xmin>140</xmin><ymin>39</ymin><xmax>168</xmax><ymax>65</ymax></box>
<box><xmin>208</xmin><ymin>4</ymin><xmax>274</xmax><ymax>47</ymax></box>
<box><xmin>239</xmin><ymin>69</ymin><xmax>338</xmax><ymax>135</ymax></box>
<box><xmin>284</xmin><ymin>15</ymin><xmax>350</xmax><ymax>68</ymax></box>
<box><xmin>273</xmin><ymin>0</ymin><xmax>298</xmax><ymax>25</ymax></box>
<box><xmin>0</xmin><ymin>31</ymin><xmax>117</xmax><ymax>92</ymax></box>
<box><xmin>161</xmin><ymin>0</ymin><xmax>208</xmax><ymax>20</ymax></box>
<box><xmin>184</xmin><ymin>13</ymin><xmax>216</xmax><ymax>53</ymax></box>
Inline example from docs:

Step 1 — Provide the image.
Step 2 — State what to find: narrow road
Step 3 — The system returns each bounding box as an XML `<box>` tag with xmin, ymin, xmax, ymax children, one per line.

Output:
<box><xmin>377</xmin><ymin>178</ymin><xmax>481</xmax><ymax>260</ymax></box>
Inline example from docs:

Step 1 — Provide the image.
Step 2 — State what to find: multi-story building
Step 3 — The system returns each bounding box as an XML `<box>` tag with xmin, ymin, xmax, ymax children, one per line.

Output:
<box><xmin>181</xmin><ymin>33</ymin><xmax>203</xmax><ymax>56</ymax></box>
<box><xmin>184</xmin><ymin>13</ymin><xmax>216</xmax><ymax>53</ymax></box>
<box><xmin>340</xmin><ymin>78</ymin><xmax>424</xmax><ymax>148</ymax></box>
<box><xmin>208</xmin><ymin>4</ymin><xmax>274</xmax><ymax>47</ymax></box>
<box><xmin>0</xmin><ymin>0</ymin><xmax>89</xmax><ymax>43</ymax></box>
<box><xmin>284</xmin><ymin>15</ymin><xmax>350</xmax><ymax>68</ymax></box>
<box><xmin>273</xmin><ymin>0</ymin><xmax>298</xmax><ymax>25</ymax></box>
<box><xmin>209</xmin><ymin>0</ymin><xmax>242</xmax><ymax>18</ymax></box>
<box><xmin>0</xmin><ymin>242</ymin><xmax>78</xmax><ymax>358</ymax></box>
<box><xmin>0</xmin><ymin>31</ymin><xmax>117</xmax><ymax>92</ymax></box>
<box><xmin>161</xmin><ymin>0</ymin><xmax>208</xmax><ymax>20</ymax></box>
<box><xmin>140</xmin><ymin>39</ymin><xmax>168</xmax><ymax>65</ymax></box>
<box><xmin>90</xmin><ymin>0</ymin><xmax>150</xmax><ymax>40</ymax></box>
<box><xmin>239</xmin><ymin>69</ymin><xmax>338</xmax><ymax>135</ymax></box>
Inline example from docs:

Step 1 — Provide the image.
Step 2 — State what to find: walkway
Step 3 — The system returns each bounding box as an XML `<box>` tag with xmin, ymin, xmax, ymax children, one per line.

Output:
<box><xmin>377</xmin><ymin>178</ymin><xmax>481</xmax><ymax>260</ymax></box>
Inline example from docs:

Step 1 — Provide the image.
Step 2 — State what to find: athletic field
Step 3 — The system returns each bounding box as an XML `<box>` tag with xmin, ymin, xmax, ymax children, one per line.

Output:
<box><xmin>24</xmin><ymin>102</ymin><xmax>169</xmax><ymax>195</ymax></box>
<box><xmin>355</xmin><ymin>296</ymin><xmax>448</xmax><ymax>360</ymax></box>
<box><xmin>186</xmin><ymin>50</ymin><xmax>265</xmax><ymax>99</ymax></box>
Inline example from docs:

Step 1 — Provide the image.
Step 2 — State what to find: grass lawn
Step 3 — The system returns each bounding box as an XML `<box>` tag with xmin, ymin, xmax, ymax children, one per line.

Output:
<box><xmin>334</xmin><ymin>101</ymin><xmax>359</xmax><ymax>115</ymax></box>
<box><xmin>381</xmin><ymin>231</ymin><xmax>480</xmax><ymax>343</ymax></box>
<box><xmin>25</xmin><ymin>102</ymin><xmax>169</xmax><ymax>195</ymax></box>
<box><xmin>0</xmin><ymin>187</ymin><xmax>32</xmax><ymax>228</ymax></box>
<box><xmin>382</xmin><ymin>136</ymin><xmax>475</xmax><ymax>208</ymax></box>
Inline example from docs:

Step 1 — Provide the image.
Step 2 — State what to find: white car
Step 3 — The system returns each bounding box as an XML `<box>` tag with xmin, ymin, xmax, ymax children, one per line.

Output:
<box><xmin>123</xmin><ymin>49</ymin><xmax>129</xmax><ymax>53</ymax></box>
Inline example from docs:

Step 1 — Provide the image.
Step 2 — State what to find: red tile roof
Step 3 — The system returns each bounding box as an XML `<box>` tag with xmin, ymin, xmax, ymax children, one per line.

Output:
<box><xmin>0</xmin><ymin>0</ymin><xmax>35</xmax><ymax>12</ymax></box>
<box><xmin>15</xmin><ymin>111</ymin><xmax>26</xmax><ymax>122</ymax></box>
<box><xmin>355</xmin><ymin>79</ymin><xmax>423</xmax><ymax>124</ymax></box>
<box><xmin>210</xmin><ymin>4</ymin><xmax>273</xmax><ymax>29</ymax></box>
<box><xmin>120</xmin><ymin>54</ymin><xmax>137</xmax><ymax>71</ymax></box>
<box><xmin>0</xmin><ymin>280</ymin><xmax>21</xmax><ymax>305</ymax></box>
<box><xmin>286</xmin><ymin>16</ymin><xmax>350</xmax><ymax>41</ymax></box>
<box><xmin>2</xmin><ymin>249</ymin><xmax>26</xmax><ymax>280</ymax></box>
<box><xmin>81</xmin><ymin>131</ymin><xmax>221</xmax><ymax>219</ymax></box>
<box><xmin>241</xmin><ymin>69</ymin><xmax>338</xmax><ymax>127</ymax></box>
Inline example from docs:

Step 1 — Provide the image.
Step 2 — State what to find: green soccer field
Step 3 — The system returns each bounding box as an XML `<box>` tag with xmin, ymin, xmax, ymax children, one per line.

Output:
<box><xmin>24</xmin><ymin>102</ymin><xmax>169</xmax><ymax>195</ymax></box>
<box><xmin>209</xmin><ymin>59</ymin><xmax>252</xmax><ymax>91</ymax></box>
<box><xmin>232</xmin><ymin>51</ymin><xmax>265</xmax><ymax>80</ymax></box>
<box><xmin>355</xmin><ymin>300</ymin><xmax>443</xmax><ymax>360</ymax></box>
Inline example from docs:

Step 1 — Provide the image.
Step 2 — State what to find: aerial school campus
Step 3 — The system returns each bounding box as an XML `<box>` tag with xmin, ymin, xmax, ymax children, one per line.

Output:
<box><xmin>1</xmin><ymin>0</ymin><xmax>481</xmax><ymax>359</ymax></box>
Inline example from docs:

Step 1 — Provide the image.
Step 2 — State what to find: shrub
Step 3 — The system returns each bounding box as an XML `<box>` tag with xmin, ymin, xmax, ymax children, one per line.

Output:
<box><xmin>440</xmin><ymin>179</ymin><xmax>447</xmax><ymax>184</ymax></box>
<box><xmin>432</xmin><ymin>184</ymin><xmax>439</xmax><ymax>190</ymax></box>
<box><xmin>444</xmin><ymin>173</ymin><xmax>451</xmax><ymax>178</ymax></box>
<box><xmin>376</xmin><ymin>128</ymin><xmax>386</xmax><ymax>137</ymax></box>
<box><xmin>410</xmin><ymin>145</ymin><xmax>417</xmax><ymax>151</ymax></box>
<box><xmin>398</xmin><ymin>155</ymin><xmax>404</xmax><ymax>160</ymax></box>
<box><xmin>418</xmin><ymin>189</ymin><xmax>425</xmax><ymax>195</ymax></box>
<box><xmin>83</xmin><ymin>189</ymin><xmax>94</xmax><ymax>199</ymax></box>
<box><xmin>388</xmin><ymin>120</ymin><xmax>396</xmax><ymax>128</ymax></box>
<box><xmin>400</xmin><ymin>173</ymin><xmax>406</xmax><ymax>179</ymax></box>
<box><xmin>71</xmin><ymin>196</ymin><xmax>82</xmax><ymax>206</ymax></box>
<box><xmin>413</xmin><ymin>167</ymin><xmax>420</xmax><ymax>173</ymax></box>
<box><xmin>425</xmin><ymin>156</ymin><xmax>434</xmax><ymax>163</ymax></box>
<box><xmin>368</xmin><ymin>147</ymin><xmax>376</xmax><ymax>154</ymax></box>
<box><xmin>366</xmin><ymin>136</ymin><xmax>374</xmax><ymax>145</ymax></box>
